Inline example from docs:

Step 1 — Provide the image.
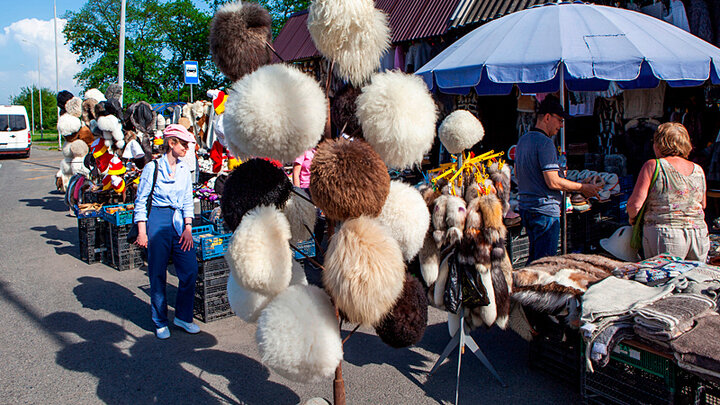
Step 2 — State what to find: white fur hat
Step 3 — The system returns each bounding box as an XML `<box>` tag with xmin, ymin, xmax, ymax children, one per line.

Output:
<box><xmin>256</xmin><ymin>285</ymin><xmax>343</xmax><ymax>383</ymax></box>
<box><xmin>84</xmin><ymin>88</ymin><xmax>106</xmax><ymax>102</ymax></box>
<box><xmin>96</xmin><ymin>115</ymin><xmax>119</xmax><ymax>132</ymax></box>
<box><xmin>282</xmin><ymin>190</ymin><xmax>317</xmax><ymax>243</ymax></box>
<box><xmin>225</xmin><ymin>205</ymin><xmax>293</xmax><ymax>295</ymax></box>
<box><xmin>356</xmin><ymin>71</ymin><xmax>438</xmax><ymax>169</ymax></box>
<box><xmin>69</xmin><ymin>139</ymin><xmax>89</xmax><ymax>158</ymax></box>
<box><xmin>438</xmin><ymin>110</ymin><xmax>485</xmax><ymax>154</ymax></box>
<box><xmin>378</xmin><ymin>181</ymin><xmax>430</xmax><ymax>261</ymax></box>
<box><xmin>224</xmin><ymin>64</ymin><xmax>327</xmax><ymax>162</ymax></box>
<box><xmin>307</xmin><ymin>0</ymin><xmax>390</xmax><ymax>87</ymax></box>
<box><xmin>57</xmin><ymin>113</ymin><xmax>82</xmax><ymax>136</ymax></box>
<box><xmin>323</xmin><ymin>216</ymin><xmax>405</xmax><ymax>326</ymax></box>
<box><xmin>227</xmin><ymin>260</ymin><xmax>308</xmax><ymax>323</ymax></box>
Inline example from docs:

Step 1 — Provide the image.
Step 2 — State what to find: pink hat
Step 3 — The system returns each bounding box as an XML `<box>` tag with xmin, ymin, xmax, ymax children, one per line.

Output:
<box><xmin>163</xmin><ymin>124</ymin><xmax>195</xmax><ymax>144</ymax></box>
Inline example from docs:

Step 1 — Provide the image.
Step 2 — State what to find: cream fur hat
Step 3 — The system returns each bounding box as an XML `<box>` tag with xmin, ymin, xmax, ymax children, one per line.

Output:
<box><xmin>378</xmin><ymin>181</ymin><xmax>430</xmax><ymax>261</ymax></box>
<box><xmin>438</xmin><ymin>110</ymin><xmax>485</xmax><ymax>154</ymax></box>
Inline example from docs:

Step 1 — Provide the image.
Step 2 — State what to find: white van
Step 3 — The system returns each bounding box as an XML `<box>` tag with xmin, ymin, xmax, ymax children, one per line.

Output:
<box><xmin>0</xmin><ymin>105</ymin><xmax>31</xmax><ymax>158</ymax></box>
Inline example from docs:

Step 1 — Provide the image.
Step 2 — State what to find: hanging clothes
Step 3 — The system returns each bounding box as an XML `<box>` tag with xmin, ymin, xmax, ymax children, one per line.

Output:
<box><xmin>708</xmin><ymin>0</ymin><xmax>720</xmax><ymax>47</ymax></box>
<box><xmin>640</xmin><ymin>1</ymin><xmax>666</xmax><ymax>19</ymax></box>
<box><xmin>687</xmin><ymin>0</ymin><xmax>713</xmax><ymax>43</ymax></box>
<box><xmin>664</xmin><ymin>0</ymin><xmax>691</xmax><ymax>32</ymax></box>
<box><xmin>568</xmin><ymin>92</ymin><xmax>596</xmax><ymax>117</ymax></box>
<box><xmin>379</xmin><ymin>46</ymin><xmax>394</xmax><ymax>72</ymax></box>
<box><xmin>404</xmin><ymin>42</ymin><xmax>432</xmax><ymax>73</ymax></box>
<box><xmin>394</xmin><ymin>46</ymin><xmax>405</xmax><ymax>71</ymax></box>
<box><xmin>623</xmin><ymin>82</ymin><xmax>666</xmax><ymax>120</ymax></box>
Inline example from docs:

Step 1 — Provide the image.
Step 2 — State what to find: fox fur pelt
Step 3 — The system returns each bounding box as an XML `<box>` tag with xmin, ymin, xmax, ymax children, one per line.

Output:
<box><xmin>378</xmin><ymin>180</ymin><xmax>430</xmax><ymax>261</ymax></box>
<box><xmin>375</xmin><ymin>274</ymin><xmax>428</xmax><ymax>348</ymax></box>
<box><xmin>221</xmin><ymin>158</ymin><xmax>292</xmax><ymax>232</ymax></box>
<box><xmin>512</xmin><ymin>254</ymin><xmax>619</xmax><ymax>314</ymax></box>
<box><xmin>323</xmin><ymin>216</ymin><xmax>405</xmax><ymax>327</ymax></box>
<box><xmin>309</xmin><ymin>138</ymin><xmax>390</xmax><ymax>221</ymax></box>
<box><xmin>209</xmin><ymin>1</ymin><xmax>272</xmax><ymax>82</ymax></box>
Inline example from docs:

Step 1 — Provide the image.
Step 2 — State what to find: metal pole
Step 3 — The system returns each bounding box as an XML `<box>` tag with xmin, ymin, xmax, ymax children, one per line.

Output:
<box><xmin>39</xmin><ymin>86</ymin><xmax>44</xmax><ymax>140</ymax></box>
<box><xmin>54</xmin><ymin>0</ymin><xmax>60</xmax><ymax>150</ymax></box>
<box><xmin>30</xmin><ymin>85</ymin><xmax>34</xmax><ymax>136</ymax></box>
<box><xmin>118</xmin><ymin>0</ymin><xmax>126</xmax><ymax>106</ymax></box>
<box><xmin>190</xmin><ymin>84</ymin><xmax>193</xmax><ymax>103</ymax></box>
<box><xmin>559</xmin><ymin>64</ymin><xmax>567</xmax><ymax>255</ymax></box>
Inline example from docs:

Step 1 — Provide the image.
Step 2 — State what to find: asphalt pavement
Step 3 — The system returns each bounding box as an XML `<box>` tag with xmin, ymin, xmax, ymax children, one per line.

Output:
<box><xmin>0</xmin><ymin>147</ymin><xmax>578</xmax><ymax>404</ymax></box>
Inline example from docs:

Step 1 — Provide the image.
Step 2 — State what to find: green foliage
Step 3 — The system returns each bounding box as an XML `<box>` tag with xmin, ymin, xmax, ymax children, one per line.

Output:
<box><xmin>10</xmin><ymin>86</ymin><xmax>58</xmax><ymax>131</ymax></box>
<box><xmin>64</xmin><ymin>0</ymin><xmax>307</xmax><ymax>105</ymax></box>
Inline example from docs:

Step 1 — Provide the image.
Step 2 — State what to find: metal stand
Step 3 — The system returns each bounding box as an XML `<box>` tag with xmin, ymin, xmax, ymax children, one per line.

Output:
<box><xmin>427</xmin><ymin>306</ymin><xmax>506</xmax><ymax>405</ymax></box>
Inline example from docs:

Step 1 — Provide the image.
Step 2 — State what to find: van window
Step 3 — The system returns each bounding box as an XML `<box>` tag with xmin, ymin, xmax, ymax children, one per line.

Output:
<box><xmin>0</xmin><ymin>115</ymin><xmax>27</xmax><ymax>131</ymax></box>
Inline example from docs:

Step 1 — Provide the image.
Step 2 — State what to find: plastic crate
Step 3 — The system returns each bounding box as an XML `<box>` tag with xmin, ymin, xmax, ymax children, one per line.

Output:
<box><xmin>199</xmin><ymin>198</ymin><xmax>220</xmax><ymax>213</ymax></box>
<box><xmin>194</xmin><ymin>297</ymin><xmax>232</xmax><ymax>323</ymax></box>
<box><xmin>193</xmin><ymin>229</ymin><xmax>232</xmax><ymax>261</ymax></box>
<box><xmin>104</xmin><ymin>223</ymin><xmax>144</xmax><ymax>271</ymax></box>
<box><xmin>196</xmin><ymin>276</ymin><xmax>229</xmax><ymax>299</ymax></box>
<box><xmin>78</xmin><ymin>217</ymin><xmax>107</xmax><ymax>264</ymax></box>
<box><xmin>611</xmin><ymin>342</ymin><xmax>676</xmax><ymax>381</ymax></box>
<box><xmin>200</xmin><ymin>210</ymin><xmax>228</xmax><ymax>235</ymax></box>
<box><xmin>677</xmin><ymin>373</ymin><xmax>720</xmax><ymax>405</ymax></box>
<box><xmin>198</xmin><ymin>257</ymin><xmax>230</xmax><ymax>280</ymax></box>
<box><xmin>525</xmin><ymin>307</ymin><xmax>582</xmax><ymax>388</ymax></box>
<box><xmin>103</xmin><ymin>204</ymin><xmax>135</xmax><ymax>226</ymax></box>
<box><xmin>293</xmin><ymin>239</ymin><xmax>316</xmax><ymax>260</ymax></box>
<box><xmin>506</xmin><ymin>226</ymin><xmax>530</xmax><ymax>268</ymax></box>
<box><xmin>74</xmin><ymin>205</ymin><xmax>103</xmax><ymax>218</ymax></box>
<box><xmin>619</xmin><ymin>175</ymin><xmax>634</xmax><ymax>195</ymax></box>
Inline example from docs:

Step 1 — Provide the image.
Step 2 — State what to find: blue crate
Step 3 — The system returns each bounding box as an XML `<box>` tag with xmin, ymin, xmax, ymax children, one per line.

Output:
<box><xmin>293</xmin><ymin>239</ymin><xmax>316</xmax><ymax>260</ymax></box>
<box><xmin>103</xmin><ymin>204</ymin><xmax>135</xmax><ymax>226</ymax></box>
<box><xmin>73</xmin><ymin>205</ymin><xmax>103</xmax><ymax>218</ymax></box>
<box><xmin>201</xmin><ymin>210</ymin><xmax>229</xmax><ymax>235</ymax></box>
<box><xmin>193</xmin><ymin>226</ymin><xmax>231</xmax><ymax>260</ymax></box>
<box><xmin>619</xmin><ymin>175</ymin><xmax>634</xmax><ymax>195</ymax></box>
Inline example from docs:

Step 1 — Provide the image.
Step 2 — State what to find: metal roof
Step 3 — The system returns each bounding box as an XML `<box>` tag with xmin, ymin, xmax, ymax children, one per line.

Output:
<box><xmin>273</xmin><ymin>0</ymin><xmax>461</xmax><ymax>63</ymax></box>
<box><xmin>449</xmin><ymin>0</ymin><xmax>555</xmax><ymax>29</ymax></box>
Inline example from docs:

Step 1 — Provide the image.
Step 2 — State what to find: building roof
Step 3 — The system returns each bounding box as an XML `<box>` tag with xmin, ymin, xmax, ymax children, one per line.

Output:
<box><xmin>449</xmin><ymin>0</ymin><xmax>554</xmax><ymax>29</ymax></box>
<box><xmin>273</xmin><ymin>0</ymin><xmax>461</xmax><ymax>63</ymax></box>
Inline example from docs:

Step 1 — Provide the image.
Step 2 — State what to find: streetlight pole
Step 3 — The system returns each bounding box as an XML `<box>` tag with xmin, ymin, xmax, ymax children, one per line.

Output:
<box><xmin>20</xmin><ymin>63</ymin><xmax>35</xmax><ymax>136</ymax></box>
<box><xmin>118</xmin><ymin>0</ymin><xmax>126</xmax><ymax>106</ymax></box>
<box><xmin>54</xmin><ymin>0</ymin><xmax>60</xmax><ymax>150</ymax></box>
<box><xmin>22</xmin><ymin>40</ymin><xmax>43</xmax><ymax>140</ymax></box>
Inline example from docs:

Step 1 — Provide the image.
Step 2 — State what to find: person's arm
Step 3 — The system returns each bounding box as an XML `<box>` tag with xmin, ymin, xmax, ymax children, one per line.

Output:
<box><xmin>133</xmin><ymin>162</ymin><xmax>154</xmax><ymax>247</ymax></box>
<box><xmin>292</xmin><ymin>163</ymin><xmax>302</xmax><ymax>187</ymax></box>
<box><xmin>179</xmin><ymin>165</ymin><xmax>195</xmax><ymax>251</ymax></box>
<box><xmin>543</xmin><ymin>170</ymin><xmax>600</xmax><ymax>197</ymax></box>
<box><xmin>627</xmin><ymin>159</ymin><xmax>656</xmax><ymax>223</ymax></box>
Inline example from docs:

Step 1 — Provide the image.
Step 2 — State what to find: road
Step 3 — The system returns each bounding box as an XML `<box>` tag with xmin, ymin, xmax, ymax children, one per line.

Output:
<box><xmin>0</xmin><ymin>147</ymin><xmax>578</xmax><ymax>404</ymax></box>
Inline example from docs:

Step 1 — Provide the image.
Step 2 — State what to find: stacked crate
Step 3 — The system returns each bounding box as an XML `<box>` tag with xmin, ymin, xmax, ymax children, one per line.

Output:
<box><xmin>192</xmin><ymin>225</ymin><xmax>233</xmax><ymax>322</ymax></box>
<box><xmin>103</xmin><ymin>204</ymin><xmax>144</xmax><ymax>271</ymax></box>
<box><xmin>77</xmin><ymin>215</ymin><xmax>107</xmax><ymax>264</ymax></box>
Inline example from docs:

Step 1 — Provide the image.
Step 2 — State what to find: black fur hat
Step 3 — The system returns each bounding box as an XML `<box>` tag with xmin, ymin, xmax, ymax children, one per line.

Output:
<box><xmin>57</xmin><ymin>90</ymin><xmax>74</xmax><ymax>113</ymax></box>
<box><xmin>375</xmin><ymin>274</ymin><xmax>429</xmax><ymax>348</ymax></box>
<box><xmin>105</xmin><ymin>99</ymin><xmax>123</xmax><ymax>118</ymax></box>
<box><xmin>331</xmin><ymin>84</ymin><xmax>362</xmax><ymax>137</ymax></box>
<box><xmin>209</xmin><ymin>1</ymin><xmax>272</xmax><ymax>82</ymax></box>
<box><xmin>94</xmin><ymin>101</ymin><xmax>110</xmax><ymax>118</ymax></box>
<box><xmin>221</xmin><ymin>158</ymin><xmax>292</xmax><ymax>232</ymax></box>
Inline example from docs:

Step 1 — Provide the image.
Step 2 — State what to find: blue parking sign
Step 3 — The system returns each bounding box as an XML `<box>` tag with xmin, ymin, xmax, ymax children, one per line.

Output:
<box><xmin>184</xmin><ymin>61</ymin><xmax>199</xmax><ymax>85</ymax></box>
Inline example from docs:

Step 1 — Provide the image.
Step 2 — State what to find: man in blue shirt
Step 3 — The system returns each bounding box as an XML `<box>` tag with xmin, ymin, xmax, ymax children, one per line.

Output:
<box><xmin>516</xmin><ymin>96</ymin><xmax>600</xmax><ymax>264</ymax></box>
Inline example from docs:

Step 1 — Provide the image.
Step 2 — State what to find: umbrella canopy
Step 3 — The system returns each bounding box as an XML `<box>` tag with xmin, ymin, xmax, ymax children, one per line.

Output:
<box><xmin>417</xmin><ymin>1</ymin><xmax>720</xmax><ymax>95</ymax></box>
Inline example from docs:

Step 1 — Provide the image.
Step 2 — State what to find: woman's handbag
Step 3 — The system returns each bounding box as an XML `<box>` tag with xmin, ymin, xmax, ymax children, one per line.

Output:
<box><xmin>127</xmin><ymin>161</ymin><xmax>159</xmax><ymax>244</ymax></box>
<box><xmin>630</xmin><ymin>159</ymin><xmax>660</xmax><ymax>250</ymax></box>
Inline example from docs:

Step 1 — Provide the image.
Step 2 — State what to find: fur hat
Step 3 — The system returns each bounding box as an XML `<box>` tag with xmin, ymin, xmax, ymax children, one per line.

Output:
<box><xmin>57</xmin><ymin>113</ymin><xmax>82</xmax><ymax>136</ymax></box>
<box><xmin>94</xmin><ymin>101</ymin><xmax>109</xmax><ymax>118</ymax></box>
<box><xmin>375</xmin><ymin>275</ymin><xmax>428</xmax><ymax>348</ymax></box>
<box><xmin>65</xmin><ymin>97</ymin><xmax>83</xmax><ymax>118</ymax></box>
<box><xmin>309</xmin><ymin>139</ymin><xmax>390</xmax><ymax>221</ymax></box>
<box><xmin>56</xmin><ymin>90</ymin><xmax>74</xmax><ymax>112</ymax></box>
<box><xmin>256</xmin><ymin>285</ymin><xmax>343</xmax><ymax>383</ymax></box>
<box><xmin>105</xmin><ymin>83</ymin><xmax>123</xmax><ymax>101</ymax></box>
<box><xmin>105</xmin><ymin>98</ymin><xmax>123</xmax><ymax>118</ymax></box>
<box><xmin>356</xmin><ymin>71</ymin><xmax>438</xmax><ymax>169</ymax></box>
<box><xmin>331</xmin><ymin>84</ymin><xmax>362</xmax><ymax>137</ymax></box>
<box><xmin>223</xmin><ymin>64</ymin><xmax>326</xmax><ymax>162</ymax></box>
<box><xmin>84</xmin><ymin>88</ymin><xmax>106</xmax><ymax>102</ymax></box>
<box><xmin>307</xmin><ymin>0</ymin><xmax>390</xmax><ymax>87</ymax></box>
<box><xmin>220</xmin><ymin>158</ymin><xmax>292</xmax><ymax>232</ymax></box>
<box><xmin>81</xmin><ymin>99</ymin><xmax>98</xmax><ymax>124</ymax></box>
<box><xmin>323</xmin><ymin>216</ymin><xmax>405</xmax><ymax>326</ymax></box>
<box><xmin>227</xmin><ymin>271</ymin><xmax>272</xmax><ymax>323</ymax></box>
<box><xmin>282</xmin><ymin>189</ymin><xmax>318</xmax><ymax>243</ymax></box>
<box><xmin>438</xmin><ymin>110</ymin><xmax>485</xmax><ymax>154</ymax></box>
<box><xmin>124</xmin><ymin>101</ymin><xmax>155</xmax><ymax>134</ymax></box>
<box><xmin>209</xmin><ymin>1</ymin><xmax>272</xmax><ymax>82</ymax></box>
<box><xmin>69</xmin><ymin>139</ymin><xmax>89</xmax><ymax>158</ymax></box>
<box><xmin>378</xmin><ymin>180</ymin><xmax>430</xmax><ymax>261</ymax></box>
<box><xmin>225</xmin><ymin>205</ymin><xmax>292</xmax><ymax>295</ymax></box>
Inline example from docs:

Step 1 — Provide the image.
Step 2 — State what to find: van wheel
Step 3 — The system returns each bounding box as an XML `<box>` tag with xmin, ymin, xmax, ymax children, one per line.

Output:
<box><xmin>22</xmin><ymin>151</ymin><xmax>30</xmax><ymax>159</ymax></box>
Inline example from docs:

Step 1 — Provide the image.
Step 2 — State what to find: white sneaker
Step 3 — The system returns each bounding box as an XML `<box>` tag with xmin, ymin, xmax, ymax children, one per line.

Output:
<box><xmin>173</xmin><ymin>318</ymin><xmax>200</xmax><ymax>334</ymax></box>
<box><xmin>156</xmin><ymin>326</ymin><xmax>170</xmax><ymax>339</ymax></box>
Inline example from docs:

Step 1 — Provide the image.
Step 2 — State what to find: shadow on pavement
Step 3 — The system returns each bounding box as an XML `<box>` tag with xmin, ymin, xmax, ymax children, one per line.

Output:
<box><xmin>30</xmin><ymin>225</ymin><xmax>80</xmax><ymax>258</ymax></box>
<box><xmin>73</xmin><ymin>276</ymin><xmax>155</xmax><ymax>333</ymax></box>
<box><xmin>43</xmin><ymin>311</ymin><xmax>299</xmax><ymax>405</ymax></box>
<box><xmin>20</xmin><ymin>195</ymin><xmax>70</xmax><ymax>213</ymax></box>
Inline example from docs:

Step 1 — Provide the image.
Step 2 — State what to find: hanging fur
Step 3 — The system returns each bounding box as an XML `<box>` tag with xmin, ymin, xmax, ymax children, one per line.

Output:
<box><xmin>256</xmin><ymin>285</ymin><xmax>343</xmax><ymax>383</ymax></box>
<box><xmin>309</xmin><ymin>138</ymin><xmax>390</xmax><ymax>221</ymax></box>
<box><xmin>57</xmin><ymin>113</ymin><xmax>82</xmax><ymax>136</ymax></box>
<box><xmin>282</xmin><ymin>190</ymin><xmax>318</xmax><ymax>243</ymax></box>
<box><xmin>431</xmin><ymin>195</ymin><xmax>449</xmax><ymax>247</ymax></box>
<box><xmin>356</xmin><ymin>71</ymin><xmax>439</xmax><ymax>169</ymax></box>
<box><xmin>473</xmin><ymin>263</ymin><xmax>497</xmax><ymax>327</ymax></box>
<box><xmin>81</xmin><ymin>99</ymin><xmax>98</xmax><ymax>124</ymax></box>
<box><xmin>491</xmin><ymin>260</ymin><xmax>510</xmax><ymax>329</ymax></box>
<box><xmin>220</xmin><ymin>158</ymin><xmax>292</xmax><ymax>232</ymax></box>
<box><xmin>418</xmin><ymin>231</ymin><xmax>440</xmax><ymax>286</ymax></box>
<box><xmin>375</xmin><ymin>274</ymin><xmax>429</xmax><ymax>348</ymax></box>
<box><xmin>444</xmin><ymin>196</ymin><xmax>467</xmax><ymax>247</ymax></box>
<box><xmin>209</xmin><ymin>1</ymin><xmax>272</xmax><ymax>82</ymax></box>
<box><xmin>430</xmin><ymin>254</ymin><xmax>450</xmax><ymax>309</ymax></box>
<box><xmin>225</xmin><ymin>205</ymin><xmax>292</xmax><ymax>295</ymax></box>
<box><xmin>307</xmin><ymin>0</ymin><xmax>390</xmax><ymax>87</ymax></box>
<box><xmin>322</xmin><ymin>216</ymin><xmax>405</xmax><ymax>327</ymax></box>
<box><xmin>377</xmin><ymin>181</ymin><xmax>430</xmax><ymax>261</ymax></box>
<box><xmin>224</xmin><ymin>64</ymin><xmax>327</xmax><ymax>162</ymax></box>
<box><xmin>84</xmin><ymin>88</ymin><xmax>106</xmax><ymax>102</ymax></box>
<box><xmin>331</xmin><ymin>84</ymin><xmax>362</xmax><ymax>137</ymax></box>
<box><xmin>437</xmin><ymin>110</ymin><xmax>485</xmax><ymax>154</ymax></box>
<box><xmin>65</xmin><ymin>97</ymin><xmax>83</xmax><ymax>118</ymax></box>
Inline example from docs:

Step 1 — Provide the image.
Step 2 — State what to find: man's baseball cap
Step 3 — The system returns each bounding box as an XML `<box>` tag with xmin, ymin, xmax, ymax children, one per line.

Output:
<box><xmin>537</xmin><ymin>95</ymin><xmax>570</xmax><ymax>119</ymax></box>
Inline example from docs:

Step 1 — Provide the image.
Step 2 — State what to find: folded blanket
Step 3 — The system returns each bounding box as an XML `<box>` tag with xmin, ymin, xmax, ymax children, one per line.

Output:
<box><xmin>634</xmin><ymin>294</ymin><xmax>716</xmax><ymax>341</ymax></box>
<box><xmin>581</xmin><ymin>277</ymin><xmax>675</xmax><ymax>324</ymax></box>
<box><xmin>671</xmin><ymin>314</ymin><xmax>720</xmax><ymax>377</ymax></box>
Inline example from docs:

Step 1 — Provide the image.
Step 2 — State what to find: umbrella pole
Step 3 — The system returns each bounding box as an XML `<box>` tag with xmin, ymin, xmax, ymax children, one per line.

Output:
<box><xmin>560</xmin><ymin>65</ymin><xmax>567</xmax><ymax>255</ymax></box>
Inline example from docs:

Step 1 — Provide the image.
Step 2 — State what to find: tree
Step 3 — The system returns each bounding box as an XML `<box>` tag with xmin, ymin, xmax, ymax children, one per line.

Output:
<box><xmin>10</xmin><ymin>86</ymin><xmax>58</xmax><ymax>131</ymax></box>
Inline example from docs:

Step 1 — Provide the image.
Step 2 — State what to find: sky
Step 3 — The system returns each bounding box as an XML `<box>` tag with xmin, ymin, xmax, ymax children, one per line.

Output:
<box><xmin>0</xmin><ymin>0</ymin><xmax>210</xmax><ymax>105</ymax></box>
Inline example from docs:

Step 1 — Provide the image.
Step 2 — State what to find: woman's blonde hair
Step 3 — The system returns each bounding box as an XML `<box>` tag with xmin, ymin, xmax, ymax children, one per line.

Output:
<box><xmin>653</xmin><ymin>122</ymin><xmax>692</xmax><ymax>158</ymax></box>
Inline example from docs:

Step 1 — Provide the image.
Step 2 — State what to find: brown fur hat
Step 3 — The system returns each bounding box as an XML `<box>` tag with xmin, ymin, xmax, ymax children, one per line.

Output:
<box><xmin>310</xmin><ymin>138</ymin><xmax>390</xmax><ymax>221</ymax></box>
<box><xmin>375</xmin><ymin>274</ymin><xmax>428</xmax><ymax>348</ymax></box>
<box><xmin>76</xmin><ymin>126</ymin><xmax>95</xmax><ymax>146</ymax></box>
<box><xmin>331</xmin><ymin>84</ymin><xmax>362</xmax><ymax>137</ymax></box>
<box><xmin>66</xmin><ymin>97</ymin><xmax>83</xmax><ymax>118</ymax></box>
<box><xmin>323</xmin><ymin>216</ymin><xmax>405</xmax><ymax>327</ymax></box>
<box><xmin>209</xmin><ymin>1</ymin><xmax>272</xmax><ymax>82</ymax></box>
<box><xmin>82</xmin><ymin>99</ymin><xmax>98</xmax><ymax>124</ymax></box>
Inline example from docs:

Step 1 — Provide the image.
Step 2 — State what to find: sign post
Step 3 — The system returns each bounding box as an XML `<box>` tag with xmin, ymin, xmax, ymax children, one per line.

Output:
<box><xmin>183</xmin><ymin>60</ymin><xmax>199</xmax><ymax>102</ymax></box>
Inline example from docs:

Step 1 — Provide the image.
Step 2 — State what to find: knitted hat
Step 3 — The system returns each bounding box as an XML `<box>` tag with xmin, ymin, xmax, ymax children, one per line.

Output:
<box><xmin>213</xmin><ymin>91</ymin><xmax>228</xmax><ymax>115</ymax></box>
<box><xmin>106</xmin><ymin>155</ymin><xmax>126</xmax><ymax>176</ymax></box>
<box><xmin>91</xmin><ymin>139</ymin><xmax>112</xmax><ymax>174</ymax></box>
<box><xmin>102</xmin><ymin>174</ymin><xmax>126</xmax><ymax>194</ymax></box>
